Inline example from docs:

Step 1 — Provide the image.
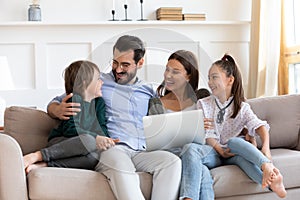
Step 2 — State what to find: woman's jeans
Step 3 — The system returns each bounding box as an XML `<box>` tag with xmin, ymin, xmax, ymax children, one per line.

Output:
<box><xmin>41</xmin><ymin>134</ymin><xmax>99</xmax><ymax>169</ymax></box>
<box><xmin>180</xmin><ymin>137</ymin><xmax>271</xmax><ymax>200</ymax></box>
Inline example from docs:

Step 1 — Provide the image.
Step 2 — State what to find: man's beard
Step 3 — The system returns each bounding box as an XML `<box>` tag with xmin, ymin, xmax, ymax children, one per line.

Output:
<box><xmin>112</xmin><ymin>68</ymin><xmax>137</xmax><ymax>85</ymax></box>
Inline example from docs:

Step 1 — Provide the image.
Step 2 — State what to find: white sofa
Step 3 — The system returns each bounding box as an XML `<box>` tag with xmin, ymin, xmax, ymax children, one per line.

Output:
<box><xmin>0</xmin><ymin>94</ymin><xmax>300</xmax><ymax>200</ymax></box>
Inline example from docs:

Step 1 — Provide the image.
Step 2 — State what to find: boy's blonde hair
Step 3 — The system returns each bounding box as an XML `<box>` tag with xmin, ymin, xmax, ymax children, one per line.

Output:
<box><xmin>64</xmin><ymin>60</ymin><xmax>100</xmax><ymax>96</ymax></box>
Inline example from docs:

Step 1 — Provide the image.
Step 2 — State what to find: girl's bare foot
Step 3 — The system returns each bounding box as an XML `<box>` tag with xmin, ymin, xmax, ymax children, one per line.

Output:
<box><xmin>270</xmin><ymin>168</ymin><xmax>287</xmax><ymax>198</ymax></box>
<box><xmin>261</xmin><ymin>162</ymin><xmax>276</xmax><ymax>188</ymax></box>
<box><xmin>23</xmin><ymin>151</ymin><xmax>43</xmax><ymax>168</ymax></box>
<box><xmin>25</xmin><ymin>162</ymin><xmax>47</xmax><ymax>174</ymax></box>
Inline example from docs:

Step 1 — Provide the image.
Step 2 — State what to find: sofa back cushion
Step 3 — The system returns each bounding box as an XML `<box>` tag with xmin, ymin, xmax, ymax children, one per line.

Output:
<box><xmin>247</xmin><ymin>94</ymin><xmax>300</xmax><ymax>149</ymax></box>
<box><xmin>4</xmin><ymin>106</ymin><xmax>60</xmax><ymax>155</ymax></box>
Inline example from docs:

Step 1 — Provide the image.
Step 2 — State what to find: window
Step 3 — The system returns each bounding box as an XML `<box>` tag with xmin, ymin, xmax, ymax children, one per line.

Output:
<box><xmin>285</xmin><ymin>0</ymin><xmax>300</xmax><ymax>94</ymax></box>
<box><xmin>289</xmin><ymin>63</ymin><xmax>300</xmax><ymax>93</ymax></box>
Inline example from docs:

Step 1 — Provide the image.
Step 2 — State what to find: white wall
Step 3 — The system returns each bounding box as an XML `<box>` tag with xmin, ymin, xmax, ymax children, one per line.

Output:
<box><xmin>0</xmin><ymin>0</ymin><xmax>251</xmax><ymax>22</ymax></box>
<box><xmin>0</xmin><ymin>0</ymin><xmax>252</xmax><ymax>125</ymax></box>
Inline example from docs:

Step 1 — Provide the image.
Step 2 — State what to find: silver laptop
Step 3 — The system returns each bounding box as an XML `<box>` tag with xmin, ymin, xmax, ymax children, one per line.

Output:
<box><xmin>143</xmin><ymin>109</ymin><xmax>205</xmax><ymax>151</ymax></box>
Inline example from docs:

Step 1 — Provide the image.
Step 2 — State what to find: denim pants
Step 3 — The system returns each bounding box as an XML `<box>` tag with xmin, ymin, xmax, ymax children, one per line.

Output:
<box><xmin>179</xmin><ymin>143</ymin><xmax>218</xmax><ymax>200</ymax></box>
<box><xmin>180</xmin><ymin>137</ymin><xmax>271</xmax><ymax>200</ymax></box>
<box><xmin>41</xmin><ymin>134</ymin><xmax>99</xmax><ymax>169</ymax></box>
<box><xmin>226</xmin><ymin>137</ymin><xmax>271</xmax><ymax>184</ymax></box>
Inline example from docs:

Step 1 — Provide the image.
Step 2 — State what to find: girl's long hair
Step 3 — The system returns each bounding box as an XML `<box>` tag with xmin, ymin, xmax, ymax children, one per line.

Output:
<box><xmin>213</xmin><ymin>54</ymin><xmax>245</xmax><ymax>118</ymax></box>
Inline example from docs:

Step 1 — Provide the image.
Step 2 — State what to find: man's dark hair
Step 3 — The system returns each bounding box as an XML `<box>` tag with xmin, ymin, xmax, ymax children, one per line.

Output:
<box><xmin>113</xmin><ymin>35</ymin><xmax>145</xmax><ymax>64</ymax></box>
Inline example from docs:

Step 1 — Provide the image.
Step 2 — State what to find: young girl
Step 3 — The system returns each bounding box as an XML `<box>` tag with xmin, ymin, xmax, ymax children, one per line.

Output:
<box><xmin>23</xmin><ymin>60</ymin><xmax>117</xmax><ymax>173</ymax></box>
<box><xmin>180</xmin><ymin>54</ymin><xmax>286</xmax><ymax>199</ymax></box>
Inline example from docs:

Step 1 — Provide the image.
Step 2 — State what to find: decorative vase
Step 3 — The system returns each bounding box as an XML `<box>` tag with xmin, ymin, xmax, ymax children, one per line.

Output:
<box><xmin>28</xmin><ymin>4</ymin><xmax>41</xmax><ymax>21</ymax></box>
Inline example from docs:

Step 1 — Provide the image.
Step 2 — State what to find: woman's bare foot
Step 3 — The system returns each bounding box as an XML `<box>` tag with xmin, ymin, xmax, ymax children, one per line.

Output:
<box><xmin>269</xmin><ymin>168</ymin><xmax>287</xmax><ymax>198</ymax></box>
<box><xmin>261</xmin><ymin>162</ymin><xmax>276</xmax><ymax>188</ymax></box>
<box><xmin>23</xmin><ymin>151</ymin><xmax>43</xmax><ymax>168</ymax></box>
<box><xmin>25</xmin><ymin>162</ymin><xmax>47</xmax><ymax>174</ymax></box>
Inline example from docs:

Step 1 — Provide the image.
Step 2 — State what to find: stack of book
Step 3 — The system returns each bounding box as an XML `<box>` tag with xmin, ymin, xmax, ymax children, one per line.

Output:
<box><xmin>183</xmin><ymin>13</ymin><xmax>206</xmax><ymax>21</ymax></box>
<box><xmin>156</xmin><ymin>7</ymin><xmax>183</xmax><ymax>21</ymax></box>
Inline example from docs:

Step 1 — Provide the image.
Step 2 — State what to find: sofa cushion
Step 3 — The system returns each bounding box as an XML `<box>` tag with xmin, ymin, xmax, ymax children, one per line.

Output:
<box><xmin>271</xmin><ymin>149</ymin><xmax>300</xmax><ymax>189</ymax></box>
<box><xmin>247</xmin><ymin>94</ymin><xmax>300</xmax><ymax>149</ymax></box>
<box><xmin>4</xmin><ymin>106</ymin><xmax>60</xmax><ymax>155</ymax></box>
<box><xmin>212</xmin><ymin>165</ymin><xmax>268</xmax><ymax>198</ymax></box>
<box><xmin>27</xmin><ymin>168</ymin><xmax>153</xmax><ymax>200</ymax></box>
<box><xmin>212</xmin><ymin>148</ymin><xmax>300</xmax><ymax>198</ymax></box>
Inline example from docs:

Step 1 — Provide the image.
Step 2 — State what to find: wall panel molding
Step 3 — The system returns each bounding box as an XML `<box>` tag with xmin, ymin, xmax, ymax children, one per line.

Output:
<box><xmin>0</xmin><ymin>22</ymin><xmax>250</xmax><ymax>110</ymax></box>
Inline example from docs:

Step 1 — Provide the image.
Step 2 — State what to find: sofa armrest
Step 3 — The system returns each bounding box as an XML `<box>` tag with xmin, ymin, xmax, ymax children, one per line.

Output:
<box><xmin>0</xmin><ymin>134</ymin><xmax>28</xmax><ymax>200</ymax></box>
<box><xmin>4</xmin><ymin>106</ymin><xmax>60</xmax><ymax>155</ymax></box>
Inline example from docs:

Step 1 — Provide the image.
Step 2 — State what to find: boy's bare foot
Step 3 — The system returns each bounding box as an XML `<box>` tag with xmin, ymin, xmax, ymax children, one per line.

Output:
<box><xmin>270</xmin><ymin>168</ymin><xmax>287</xmax><ymax>198</ymax></box>
<box><xmin>25</xmin><ymin>162</ymin><xmax>47</xmax><ymax>174</ymax></box>
<box><xmin>261</xmin><ymin>162</ymin><xmax>276</xmax><ymax>188</ymax></box>
<box><xmin>23</xmin><ymin>151</ymin><xmax>43</xmax><ymax>168</ymax></box>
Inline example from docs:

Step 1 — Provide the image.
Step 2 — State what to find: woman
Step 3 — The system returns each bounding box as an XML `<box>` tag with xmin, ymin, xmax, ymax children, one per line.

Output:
<box><xmin>147</xmin><ymin>50</ymin><xmax>213</xmax><ymax>200</ymax></box>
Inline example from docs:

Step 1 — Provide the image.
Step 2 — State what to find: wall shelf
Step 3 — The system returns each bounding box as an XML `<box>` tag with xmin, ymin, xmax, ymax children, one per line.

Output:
<box><xmin>0</xmin><ymin>20</ymin><xmax>251</xmax><ymax>27</ymax></box>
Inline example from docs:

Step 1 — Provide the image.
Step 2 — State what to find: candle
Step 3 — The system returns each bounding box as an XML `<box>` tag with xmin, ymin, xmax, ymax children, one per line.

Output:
<box><xmin>124</xmin><ymin>0</ymin><xmax>128</xmax><ymax>5</ymax></box>
<box><xmin>112</xmin><ymin>0</ymin><xmax>115</xmax><ymax>10</ymax></box>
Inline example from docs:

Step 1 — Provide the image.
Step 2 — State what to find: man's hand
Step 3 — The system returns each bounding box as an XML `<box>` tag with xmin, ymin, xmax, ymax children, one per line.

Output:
<box><xmin>48</xmin><ymin>93</ymin><xmax>81</xmax><ymax>120</ymax></box>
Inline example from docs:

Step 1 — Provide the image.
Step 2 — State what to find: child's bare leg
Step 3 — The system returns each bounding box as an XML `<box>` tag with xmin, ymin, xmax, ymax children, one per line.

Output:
<box><xmin>269</xmin><ymin>168</ymin><xmax>287</xmax><ymax>198</ymax></box>
<box><xmin>261</xmin><ymin>162</ymin><xmax>276</xmax><ymax>188</ymax></box>
<box><xmin>23</xmin><ymin>151</ymin><xmax>43</xmax><ymax>168</ymax></box>
<box><xmin>25</xmin><ymin>162</ymin><xmax>47</xmax><ymax>174</ymax></box>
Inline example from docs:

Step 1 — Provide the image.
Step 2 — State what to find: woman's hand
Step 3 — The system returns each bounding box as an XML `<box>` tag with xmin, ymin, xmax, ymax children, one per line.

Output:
<box><xmin>96</xmin><ymin>136</ymin><xmax>120</xmax><ymax>150</ymax></box>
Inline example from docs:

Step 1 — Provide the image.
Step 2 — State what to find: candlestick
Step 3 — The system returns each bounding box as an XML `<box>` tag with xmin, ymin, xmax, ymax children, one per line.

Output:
<box><xmin>109</xmin><ymin>9</ymin><xmax>119</xmax><ymax>21</ymax></box>
<box><xmin>137</xmin><ymin>0</ymin><xmax>147</xmax><ymax>21</ymax></box>
<box><xmin>122</xmin><ymin>4</ymin><xmax>132</xmax><ymax>21</ymax></box>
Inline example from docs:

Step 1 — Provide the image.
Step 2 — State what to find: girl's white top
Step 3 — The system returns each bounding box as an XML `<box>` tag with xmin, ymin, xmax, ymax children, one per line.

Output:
<box><xmin>197</xmin><ymin>96</ymin><xmax>269</xmax><ymax>147</ymax></box>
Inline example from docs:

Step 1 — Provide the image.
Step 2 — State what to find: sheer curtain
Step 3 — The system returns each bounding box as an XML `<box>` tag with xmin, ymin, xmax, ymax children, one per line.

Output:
<box><xmin>248</xmin><ymin>0</ymin><xmax>282</xmax><ymax>98</ymax></box>
<box><xmin>278</xmin><ymin>0</ymin><xmax>288</xmax><ymax>95</ymax></box>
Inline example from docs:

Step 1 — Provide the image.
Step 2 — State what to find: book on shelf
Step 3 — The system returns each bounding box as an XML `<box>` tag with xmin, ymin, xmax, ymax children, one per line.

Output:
<box><xmin>157</xmin><ymin>17</ymin><xmax>183</xmax><ymax>21</ymax></box>
<box><xmin>184</xmin><ymin>17</ymin><xmax>206</xmax><ymax>21</ymax></box>
<box><xmin>156</xmin><ymin>7</ymin><xmax>183</xmax><ymax>21</ymax></box>
<box><xmin>156</xmin><ymin>7</ymin><xmax>183</xmax><ymax>15</ymax></box>
<box><xmin>183</xmin><ymin>13</ymin><xmax>206</xmax><ymax>18</ymax></box>
<box><xmin>157</xmin><ymin>13</ymin><xmax>182</xmax><ymax>17</ymax></box>
<box><xmin>183</xmin><ymin>13</ymin><xmax>206</xmax><ymax>21</ymax></box>
<box><xmin>157</xmin><ymin>14</ymin><xmax>183</xmax><ymax>19</ymax></box>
